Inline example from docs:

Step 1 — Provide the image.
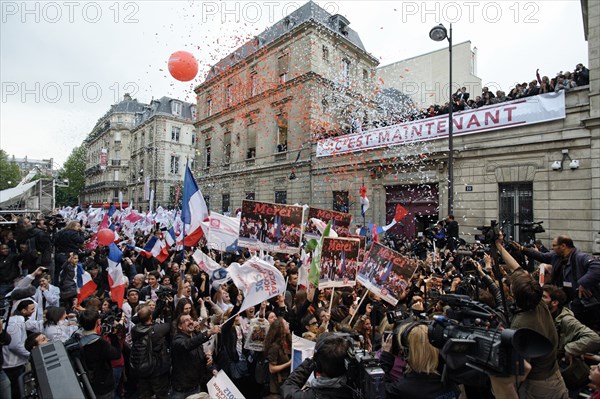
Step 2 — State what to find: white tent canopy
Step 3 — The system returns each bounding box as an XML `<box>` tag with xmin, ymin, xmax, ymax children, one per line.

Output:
<box><xmin>0</xmin><ymin>181</ymin><xmax>38</xmax><ymax>208</ymax></box>
<box><xmin>0</xmin><ymin>180</ymin><xmax>54</xmax><ymax>213</ymax></box>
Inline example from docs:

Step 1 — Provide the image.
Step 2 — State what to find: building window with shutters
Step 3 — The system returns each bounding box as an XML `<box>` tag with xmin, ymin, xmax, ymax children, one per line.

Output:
<box><xmin>170</xmin><ymin>155</ymin><xmax>179</xmax><ymax>174</ymax></box>
<box><xmin>278</xmin><ymin>52</ymin><xmax>289</xmax><ymax>85</ymax></box>
<box><xmin>207</xmin><ymin>98</ymin><xmax>213</xmax><ymax>117</ymax></box>
<box><xmin>276</xmin><ymin>113</ymin><xmax>288</xmax><ymax>152</ymax></box>
<box><xmin>223</xmin><ymin>131</ymin><xmax>231</xmax><ymax>165</ymax></box>
<box><xmin>171</xmin><ymin>126</ymin><xmax>180</xmax><ymax>142</ymax></box>
<box><xmin>275</xmin><ymin>191</ymin><xmax>287</xmax><ymax>204</ymax></box>
<box><xmin>322</xmin><ymin>45</ymin><xmax>329</xmax><ymax>62</ymax></box>
<box><xmin>341</xmin><ymin>58</ymin><xmax>351</xmax><ymax>86</ymax></box>
<box><xmin>333</xmin><ymin>191</ymin><xmax>349</xmax><ymax>213</ymax></box>
<box><xmin>222</xmin><ymin>194</ymin><xmax>230</xmax><ymax>214</ymax></box>
<box><xmin>250</xmin><ymin>72</ymin><xmax>258</xmax><ymax>97</ymax></box>
<box><xmin>247</xmin><ymin>126</ymin><xmax>256</xmax><ymax>159</ymax></box>
<box><xmin>204</xmin><ymin>139</ymin><xmax>211</xmax><ymax>168</ymax></box>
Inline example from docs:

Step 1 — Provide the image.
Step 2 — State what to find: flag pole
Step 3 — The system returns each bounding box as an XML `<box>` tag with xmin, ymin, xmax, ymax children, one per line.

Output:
<box><xmin>362</xmin><ymin>178</ymin><xmax>366</xmax><ymax>229</ymax></box>
<box><xmin>181</xmin><ymin>157</ymin><xmax>189</xmax><ymax>279</ymax></box>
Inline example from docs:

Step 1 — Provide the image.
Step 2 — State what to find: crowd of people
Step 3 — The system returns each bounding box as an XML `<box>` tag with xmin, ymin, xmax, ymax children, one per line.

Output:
<box><xmin>0</xmin><ymin>210</ymin><xmax>599</xmax><ymax>399</ymax></box>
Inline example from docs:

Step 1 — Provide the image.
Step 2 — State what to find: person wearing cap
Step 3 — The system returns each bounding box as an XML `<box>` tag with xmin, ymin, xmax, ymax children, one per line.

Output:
<box><xmin>123</xmin><ymin>288</ymin><xmax>143</xmax><ymax>331</ymax></box>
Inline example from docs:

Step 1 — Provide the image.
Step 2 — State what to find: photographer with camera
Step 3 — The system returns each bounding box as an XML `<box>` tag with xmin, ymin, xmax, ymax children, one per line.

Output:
<box><xmin>495</xmin><ymin>237</ymin><xmax>569</xmax><ymax>399</ymax></box>
<box><xmin>381</xmin><ymin>322</ymin><xmax>458</xmax><ymax>399</ymax></box>
<box><xmin>281</xmin><ymin>334</ymin><xmax>355</xmax><ymax>399</ymax></box>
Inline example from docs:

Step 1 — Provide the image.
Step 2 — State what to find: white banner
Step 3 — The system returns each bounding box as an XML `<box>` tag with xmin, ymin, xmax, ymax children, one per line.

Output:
<box><xmin>207</xmin><ymin>370</ymin><xmax>245</xmax><ymax>399</ymax></box>
<box><xmin>207</xmin><ymin>212</ymin><xmax>240</xmax><ymax>252</ymax></box>
<box><xmin>316</xmin><ymin>92</ymin><xmax>566</xmax><ymax>157</ymax></box>
<box><xmin>227</xmin><ymin>256</ymin><xmax>286</xmax><ymax>313</ymax></box>
<box><xmin>291</xmin><ymin>334</ymin><xmax>316</xmax><ymax>372</ymax></box>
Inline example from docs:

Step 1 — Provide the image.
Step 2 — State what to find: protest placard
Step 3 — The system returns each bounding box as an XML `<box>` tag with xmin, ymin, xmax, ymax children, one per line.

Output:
<box><xmin>207</xmin><ymin>370</ymin><xmax>245</xmax><ymax>399</ymax></box>
<box><xmin>304</xmin><ymin>207</ymin><xmax>352</xmax><ymax>240</ymax></box>
<box><xmin>318</xmin><ymin>237</ymin><xmax>360</xmax><ymax>288</ymax></box>
<box><xmin>238</xmin><ymin>200</ymin><xmax>304</xmax><ymax>254</ymax></box>
<box><xmin>357</xmin><ymin>242</ymin><xmax>415</xmax><ymax>306</ymax></box>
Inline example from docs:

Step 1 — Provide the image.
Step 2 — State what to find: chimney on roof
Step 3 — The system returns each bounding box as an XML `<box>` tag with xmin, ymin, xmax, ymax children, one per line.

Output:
<box><xmin>123</xmin><ymin>93</ymin><xmax>132</xmax><ymax>101</ymax></box>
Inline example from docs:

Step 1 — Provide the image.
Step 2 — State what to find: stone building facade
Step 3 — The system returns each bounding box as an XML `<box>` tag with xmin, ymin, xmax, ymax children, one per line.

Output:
<box><xmin>128</xmin><ymin>97</ymin><xmax>197</xmax><ymax>210</ymax></box>
<box><xmin>193</xmin><ymin>1</ymin><xmax>379</xmax><ymax>215</ymax></box>
<box><xmin>83</xmin><ymin>94</ymin><xmax>146</xmax><ymax>206</ymax></box>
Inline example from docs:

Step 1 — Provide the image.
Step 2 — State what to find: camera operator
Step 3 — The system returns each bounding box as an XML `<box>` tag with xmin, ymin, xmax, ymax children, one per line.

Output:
<box><xmin>495</xmin><ymin>238</ymin><xmax>569</xmax><ymax>398</ymax></box>
<box><xmin>131</xmin><ymin>305</ymin><xmax>171</xmax><ymax>399</ymax></box>
<box><xmin>381</xmin><ymin>323</ymin><xmax>458</xmax><ymax>399</ymax></box>
<box><xmin>281</xmin><ymin>334</ymin><xmax>355</xmax><ymax>399</ymax></box>
<box><xmin>78</xmin><ymin>308</ymin><xmax>122</xmax><ymax>399</ymax></box>
<box><xmin>514</xmin><ymin>235</ymin><xmax>600</xmax><ymax>329</ymax></box>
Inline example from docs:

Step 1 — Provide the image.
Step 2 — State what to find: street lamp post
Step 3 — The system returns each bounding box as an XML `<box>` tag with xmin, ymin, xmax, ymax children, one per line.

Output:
<box><xmin>429</xmin><ymin>23</ymin><xmax>454</xmax><ymax>215</ymax></box>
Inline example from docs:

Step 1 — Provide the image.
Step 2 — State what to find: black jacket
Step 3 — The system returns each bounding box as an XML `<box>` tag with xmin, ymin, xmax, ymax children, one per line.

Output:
<box><xmin>54</xmin><ymin>228</ymin><xmax>85</xmax><ymax>253</ymax></box>
<box><xmin>280</xmin><ymin>358</ymin><xmax>354</xmax><ymax>399</ymax></box>
<box><xmin>82</xmin><ymin>334</ymin><xmax>121</xmax><ymax>395</ymax></box>
<box><xmin>131</xmin><ymin>322</ymin><xmax>171</xmax><ymax>377</ymax></box>
<box><xmin>171</xmin><ymin>329</ymin><xmax>212</xmax><ymax>391</ymax></box>
<box><xmin>381</xmin><ymin>352</ymin><xmax>457</xmax><ymax>399</ymax></box>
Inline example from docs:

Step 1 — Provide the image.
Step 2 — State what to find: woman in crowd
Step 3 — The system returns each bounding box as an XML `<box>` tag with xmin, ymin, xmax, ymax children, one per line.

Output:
<box><xmin>263</xmin><ymin>317</ymin><xmax>292</xmax><ymax>398</ymax></box>
<box><xmin>381</xmin><ymin>322</ymin><xmax>458</xmax><ymax>398</ymax></box>
<box><xmin>44</xmin><ymin>306</ymin><xmax>77</xmax><ymax>342</ymax></box>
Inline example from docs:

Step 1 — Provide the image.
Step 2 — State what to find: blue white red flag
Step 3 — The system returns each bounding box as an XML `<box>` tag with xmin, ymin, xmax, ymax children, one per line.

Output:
<box><xmin>107</xmin><ymin>243</ymin><xmax>127</xmax><ymax>308</ymax></box>
<box><xmin>182</xmin><ymin>165</ymin><xmax>209</xmax><ymax>246</ymax></box>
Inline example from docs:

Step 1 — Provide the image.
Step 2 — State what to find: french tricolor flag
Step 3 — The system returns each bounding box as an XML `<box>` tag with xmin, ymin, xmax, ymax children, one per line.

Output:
<box><xmin>76</xmin><ymin>263</ymin><xmax>97</xmax><ymax>303</ymax></box>
<box><xmin>143</xmin><ymin>236</ymin><xmax>169</xmax><ymax>263</ymax></box>
<box><xmin>182</xmin><ymin>165</ymin><xmax>209</xmax><ymax>246</ymax></box>
<box><xmin>164</xmin><ymin>227</ymin><xmax>177</xmax><ymax>248</ymax></box>
<box><xmin>107</xmin><ymin>243</ymin><xmax>128</xmax><ymax>308</ymax></box>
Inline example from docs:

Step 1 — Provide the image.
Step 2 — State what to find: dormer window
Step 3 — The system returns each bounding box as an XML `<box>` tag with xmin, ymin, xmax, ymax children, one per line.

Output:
<box><xmin>190</xmin><ymin>105</ymin><xmax>197</xmax><ymax>121</ymax></box>
<box><xmin>285</xmin><ymin>17</ymin><xmax>295</xmax><ymax>30</ymax></box>
<box><xmin>172</xmin><ymin>101</ymin><xmax>182</xmax><ymax>116</ymax></box>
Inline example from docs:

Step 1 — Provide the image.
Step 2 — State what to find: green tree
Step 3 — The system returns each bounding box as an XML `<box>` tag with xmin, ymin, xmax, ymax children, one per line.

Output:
<box><xmin>56</xmin><ymin>146</ymin><xmax>86</xmax><ymax>206</ymax></box>
<box><xmin>0</xmin><ymin>149</ymin><xmax>21</xmax><ymax>190</ymax></box>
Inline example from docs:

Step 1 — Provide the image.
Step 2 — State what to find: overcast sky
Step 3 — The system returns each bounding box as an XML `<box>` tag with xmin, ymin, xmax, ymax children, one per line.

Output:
<box><xmin>0</xmin><ymin>0</ymin><xmax>587</xmax><ymax>166</ymax></box>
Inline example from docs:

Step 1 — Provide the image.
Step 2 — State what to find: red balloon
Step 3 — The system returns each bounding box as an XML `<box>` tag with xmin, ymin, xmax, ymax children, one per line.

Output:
<box><xmin>97</xmin><ymin>228</ymin><xmax>114</xmax><ymax>246</ymax></box>
<box><xmin>168</xmin><ymin>51</ymin><xmax>198</xmax><ymax>82</ymax></box>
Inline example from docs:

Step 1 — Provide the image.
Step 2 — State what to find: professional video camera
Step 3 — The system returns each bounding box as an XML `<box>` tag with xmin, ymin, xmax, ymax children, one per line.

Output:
<box><xmin>157</xmin><ymin>288</ymin><xmax>177</xmax><ymax>301</ymax></box>
<box><xmin>432</xmin><ymin>293</ymin><xmax>505</xmax><ymax>328</ymax></box>
<box><xmin>475</xmin><ymin>220</ymin><xmax>501</xmax><ymax>245</ymax></box>
<box><xmin>100</xmin><ymin>302</ymin><xmax>124</xmax><ymax>335</ymax></box>
<box><xmin>327</xmin><ymin>333</ymin><xmax>385</xmax><ymax>399</ymax></box>
<box><xmin>428</xmin><ymin>315</ymin><xmax>552</xmax><ymax>377</ymax></box>
<box><xmin>515</xmin><ymin>221</ymin><xmax>545</xmax><ymax>235</ymax></box>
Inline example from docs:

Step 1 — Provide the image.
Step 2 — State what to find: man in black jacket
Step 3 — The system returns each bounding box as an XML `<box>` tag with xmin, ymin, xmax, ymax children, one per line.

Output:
<box><xmin>79</xmin><ymin>308</ymin><xmax>122</xmax><ymax>399</ymax></box>
<box><xmin>171</xmin><ymin>314</ymin><xmax>220</xmax><ymax>398</ymax></box>
<box><xmin>131</xmin><ymin>306</ymin><xmax>171</xmax><ymax>399</ymax></box>
<box><xmin>281</xmin><ymin>334</ymin><xmax>354</xmax><ymax>399</ymax></box>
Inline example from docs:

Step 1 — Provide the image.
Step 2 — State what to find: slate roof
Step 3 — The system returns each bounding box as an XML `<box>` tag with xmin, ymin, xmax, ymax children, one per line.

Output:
<box><xmin>204</xmin><ymin>0</ymin><xmax>367</xmax><ymax>81</ymax></box>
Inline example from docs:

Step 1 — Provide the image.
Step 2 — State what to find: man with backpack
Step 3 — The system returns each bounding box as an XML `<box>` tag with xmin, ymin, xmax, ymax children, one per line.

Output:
<box><xmin>79</xmin><ymin>308</ymin><xmax>122</xmax><ymax>399</ymax></box>
<box><xmin>130</xmin><ymin>305</ymin><xmax>171</xmax><ymax>399</ymax></box>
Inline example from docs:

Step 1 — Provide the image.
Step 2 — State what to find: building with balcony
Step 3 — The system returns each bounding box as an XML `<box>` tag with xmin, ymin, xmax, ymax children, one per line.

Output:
<box><xmin>193</xmin><ymin>0</ymin><xmax>379</xmax><ymax>215</ymax></box>
<box><xmin>128</xmin><ymin>97</ymin><xmax>197</xmax><ymax>210</ymax></box>
<box><xmin>82</xmin><ymin>94</ymin><xmax>147</xmax><ymax>205</ymax></box>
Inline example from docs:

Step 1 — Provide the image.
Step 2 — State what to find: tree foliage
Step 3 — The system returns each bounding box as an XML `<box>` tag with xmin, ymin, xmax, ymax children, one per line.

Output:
<box><xmin>56</xmin><ymin>146</ymin><xmax>87</xmax><ymax>206</ymax></box>
<box><xmin>0</xmin><ymin>149</ymin><xmax>21</xmax><ymax>190</ymax></box>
